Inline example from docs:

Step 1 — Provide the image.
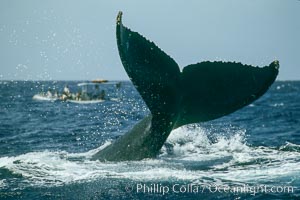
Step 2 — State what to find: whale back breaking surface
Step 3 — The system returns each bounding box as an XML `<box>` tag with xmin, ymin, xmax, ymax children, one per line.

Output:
<box><xmin>92</xmin><ymin>12</ymin><xmax>279</xmax><ymax>161</ymax></box>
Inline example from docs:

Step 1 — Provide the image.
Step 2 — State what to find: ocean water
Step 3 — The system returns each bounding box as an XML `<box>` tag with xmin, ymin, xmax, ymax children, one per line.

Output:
<box><xmin>0</xmin><ymin>80</ymin><xmax>299</xmax><ymax>200</ymax></box>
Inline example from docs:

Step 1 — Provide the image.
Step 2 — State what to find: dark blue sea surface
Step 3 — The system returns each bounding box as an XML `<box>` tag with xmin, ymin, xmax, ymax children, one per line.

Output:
<box><xmin>0</xmin><ymin>80</ymin><xmax>299</xmax><ymax>199</ymax></box>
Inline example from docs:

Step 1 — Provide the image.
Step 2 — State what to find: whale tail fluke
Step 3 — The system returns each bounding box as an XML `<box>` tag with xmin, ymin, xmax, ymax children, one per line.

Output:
<box><xmin>116</xmin><ymin>11</ymin><xmax>279</xmax><ymax>129</ymax></box>
<box><xmin>91</xmin><ymin>12</ymin><xmax>279</xmax><ymax>161</ymax></box>
<box><xmin>116</xmin><ymin>12</ymin><xmax>181</xmax><ymax>123</ymax></box>
<box><xmin>175</xmin><ymin>60</ymin><xmax>279</xmax><ymax>127</ymax></box>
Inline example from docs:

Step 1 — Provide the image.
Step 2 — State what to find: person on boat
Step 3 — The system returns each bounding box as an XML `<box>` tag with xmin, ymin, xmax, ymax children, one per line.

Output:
<box><xmin>63</xmin><ymin>85</ymin><xmax>70</xmax><ymax>96</ymax></box>
<box><xmin>99</xmin><ymin>90</ymin><xmax>105</xmax><ymax>100</ymax></box>
<box><xmin>54</xmin><ymin>91</ymin><xmax>58</xmax><ymax>98</ymax></box>
<box><xmin>46</xmin><ymin>89</ymin><xmax>53</xmax><ymax>98</ymax></box>
<box><xmin>61</xmin><ymin>85</ymin><xmax>71</xmax><ymax>101</ymax></box>
<box><xmin>93</xmin><ymin>84</ymin><xmax>100</xmax><ymax>100</ymax></box>
<box><xmin>75</xmin><ymin>92</ymin><xmax>82</xmax><ymax>101</ymax></box>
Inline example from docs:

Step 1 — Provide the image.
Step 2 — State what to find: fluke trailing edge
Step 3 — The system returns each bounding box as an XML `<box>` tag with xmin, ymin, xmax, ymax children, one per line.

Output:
<box><xmin>92</xmin><ymin>12</ymin><xmax>279</xmax><ymax>161</ymax></box>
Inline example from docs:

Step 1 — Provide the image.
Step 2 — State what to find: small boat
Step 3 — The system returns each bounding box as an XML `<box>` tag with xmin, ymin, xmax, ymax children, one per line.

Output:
<box><xmin>91</xmin><ymin>79</ymin><xmax>108</xmax><ymax>83</ymax></box>
<box><xmin>33</xmin><ymin>81</ymin><xmax>122</xmax><ymax>103</ymax></box>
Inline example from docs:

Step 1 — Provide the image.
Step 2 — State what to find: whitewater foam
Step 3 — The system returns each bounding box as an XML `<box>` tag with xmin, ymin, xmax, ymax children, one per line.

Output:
<box><xmin>0</xmin><ymin>126</ymin><xmax>299</xmax><ymax>188</ymax></box>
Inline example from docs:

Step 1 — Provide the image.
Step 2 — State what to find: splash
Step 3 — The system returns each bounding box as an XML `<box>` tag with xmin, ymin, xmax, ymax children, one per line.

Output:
<box><xmin>161</xmin><ymin>125</ymin><xmax>248</xmax><ymax>160</ymax></box>
<box><xmin>0</xmin><ymin>126</ymin><xmax>299</xmax><ymax>189</ymax></box>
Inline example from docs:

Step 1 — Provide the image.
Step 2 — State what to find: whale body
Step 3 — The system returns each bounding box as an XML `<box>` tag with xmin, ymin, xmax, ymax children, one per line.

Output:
<box><xmin>92</xmin><ymin>12</ymin><xmax>279</xmax><ymax>161</ymax></box>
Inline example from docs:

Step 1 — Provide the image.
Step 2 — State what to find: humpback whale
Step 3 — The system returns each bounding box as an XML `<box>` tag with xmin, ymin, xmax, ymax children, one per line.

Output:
<box><xmin>92</xmin><ymin>12</ymin><xmax>279</xmax><ymax>161</ymax></box>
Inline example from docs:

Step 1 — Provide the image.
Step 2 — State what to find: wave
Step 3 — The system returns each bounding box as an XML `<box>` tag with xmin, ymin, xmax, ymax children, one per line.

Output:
<box><xmin>32</xmin><ymin>94</ymin><xmax>58</xmax><ymax>101</ymax></box>
<box><xmin>1</xmin><ymin>126</ymin><xmax>300</xmax><ymax>189</ymax></box>
<box><xmin>66</xmin><ymin>99</ymin><xmax>105</xmax><ymax>104</ymax></box>
<box><xmin>161</xmin><ymin>126</ymin><xmax>300</xmax><ymax>180</ymax></box>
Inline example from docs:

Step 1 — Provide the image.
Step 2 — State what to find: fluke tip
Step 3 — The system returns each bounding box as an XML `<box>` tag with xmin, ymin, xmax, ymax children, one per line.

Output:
<box><xmin>117</xmin><ymin>11</ymin><xmax>123</xmax><ymax>25</ymax></box>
